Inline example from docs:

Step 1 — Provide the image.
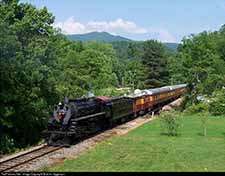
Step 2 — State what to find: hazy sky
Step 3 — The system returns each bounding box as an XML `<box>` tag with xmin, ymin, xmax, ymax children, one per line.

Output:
<box><xmin>20</xmin><ymin>0</ymin><xmax>225</xmax><ymax>42</ymax></box>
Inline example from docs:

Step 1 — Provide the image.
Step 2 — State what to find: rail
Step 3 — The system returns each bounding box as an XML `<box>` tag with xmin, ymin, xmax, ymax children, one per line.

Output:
<box><xmin>0</xmin><ymin>145</ymin><xmax>63</xmax><ymax>172</ymax></box>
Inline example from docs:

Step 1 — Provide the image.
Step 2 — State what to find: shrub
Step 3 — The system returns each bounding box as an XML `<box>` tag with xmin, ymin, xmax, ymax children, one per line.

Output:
<box><xmin>184</xmin><ymin>102</ymin><xmax>209</xmax><ymax>114</ymax></box>
<box><xmin>209</xmin><ymin>89</ymin><xmax>225</xmax><ymax>116</ymax></box>
<box><xmin>159</xmin><ymin>111</ymin><xmax>181</xmax><ymax>136</ymax></box>
<box><xmin>0</xmin><ymin>135</ymin><xmax>15</xmax><ymax>154</ymax></box>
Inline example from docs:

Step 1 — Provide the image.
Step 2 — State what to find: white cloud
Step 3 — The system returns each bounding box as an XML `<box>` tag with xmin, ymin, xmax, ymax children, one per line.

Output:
<box><xmin>107</xmin><ymin>18</ymin><xmax>147</xmax><ymax>34</ymax></box>
<box><xmin>53</xmin><ymin>17</ymin><xmax>86</xmax><ymax>34</ymax></box>
<box><xmin>53</xmin><ymin>17</ymin><xmax>176</xmax><ymax>42</ymax></box>
<box><xmin>149</xmin><ymin>28</ymin><xmax>176</xmax><ymax>42</ymax></box>
<box><xmin>53</xmin><ymin>17</ymin><xmax>148</xmax><ymax>34</ymax></box>
<box><xmin>160</xmin><ymin>31</ymin><xmax>176</xmax><ymax>43</ymax></box>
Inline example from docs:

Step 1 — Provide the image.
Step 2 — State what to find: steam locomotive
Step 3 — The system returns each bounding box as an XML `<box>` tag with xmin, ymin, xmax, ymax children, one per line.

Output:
<box><xmin>42</xmin><ymin>84</ymin><xmax>187</xmax><ymax>146</ymax></box>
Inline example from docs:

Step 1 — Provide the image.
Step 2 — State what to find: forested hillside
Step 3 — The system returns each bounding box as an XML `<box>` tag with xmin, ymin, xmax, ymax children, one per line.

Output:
<box><xmin>0</xmin><ymin>0</ymin><xmax>224</xmax><ymax>154</ymax></box>
<box><xmin>67</xmin><ymin>32</ymin><xmax>132</xmax><ymax>42</ymax></box>
<box><xmin>67</xmin><ymin>32</ymin><xmax>179</xmax><ymax>51</ymax></box>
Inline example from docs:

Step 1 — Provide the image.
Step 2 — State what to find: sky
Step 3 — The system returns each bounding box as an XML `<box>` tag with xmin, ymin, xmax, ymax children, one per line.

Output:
<box><xmin>20</xmin><ymin>0</ymin><xmax>225</xmax><ymax>42</ymax></box>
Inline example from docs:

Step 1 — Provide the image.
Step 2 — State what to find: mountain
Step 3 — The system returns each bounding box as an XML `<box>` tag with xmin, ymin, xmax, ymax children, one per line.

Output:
<box><xmin>163</xmin><ymin>43</ymin><xmax>179</xmax><ymax>50</ymax></box>
<box><xmin>67</xmin><ymin>32</ymin><xmax>132</xmax><ymax>42</ymax></box>
<box><xmin>67</xmin><ymin>31</ymin><xmax>179</xmax><ymax>50</ymax></box>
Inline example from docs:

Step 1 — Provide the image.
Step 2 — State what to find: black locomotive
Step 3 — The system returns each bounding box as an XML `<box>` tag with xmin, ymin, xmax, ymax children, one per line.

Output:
<box><xmin>42</xmin><ymin>96</ymin><xmax>133</xmax><ymax>146</ymax></box>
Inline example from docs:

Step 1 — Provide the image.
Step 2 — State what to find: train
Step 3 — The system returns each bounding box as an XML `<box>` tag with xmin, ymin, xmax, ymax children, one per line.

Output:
<box><xmin>42</xmin><ymin>84</ymin><xmax>187</xmax><ymax>146</ymax></box>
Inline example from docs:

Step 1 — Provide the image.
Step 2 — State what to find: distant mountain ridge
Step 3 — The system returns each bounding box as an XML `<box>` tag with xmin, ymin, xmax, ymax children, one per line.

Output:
<box><xmin>67</xmin><ymin>32</ymin><xmax>132</xmax><ymax>42</ymax></box>
<box><xmin>67</xmin><ymin>31</ymin><xmax>179</xmax><ymax>50</ymax></box>
<box><xmin>163</xmin><ymin>43</ymin><xmax>179</xmax><ymax>50</ymax></box>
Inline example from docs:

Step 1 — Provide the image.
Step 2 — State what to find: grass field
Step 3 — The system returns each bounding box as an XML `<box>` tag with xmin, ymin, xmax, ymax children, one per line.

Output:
<box><xmin>44</xmin><ymin>113</ymin><xmax>225</xmax><ymax>172</ymax></box>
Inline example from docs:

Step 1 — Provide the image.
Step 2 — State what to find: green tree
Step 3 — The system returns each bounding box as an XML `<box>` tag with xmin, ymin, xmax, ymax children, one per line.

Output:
<box><xmin>0</xmin><ymin>0</ymin><xmax>58</xmax><ymax>151</ymax></box>
<box><xmin>209</xmin><ymin>89</ymin><xmax>225</xmax><ymax>115</ymax></box>
<box><xmin>123</xmin><ymin>59</ymin><xmax>146</xmax><ymax>89</ymax></box>
<box><xmin>160</xmin><ymin>111</ymin><xmax>181</xmax><ymax>136</ymax></box>
<box><xmin>170</xmin><ymin>26</ymin><xmax>225</xmax><ymax>104</ymax></box>
<box><xmin>141</xmin><ymin>40</ymin><xmax>169</xmax><ymax>88</ymax></box>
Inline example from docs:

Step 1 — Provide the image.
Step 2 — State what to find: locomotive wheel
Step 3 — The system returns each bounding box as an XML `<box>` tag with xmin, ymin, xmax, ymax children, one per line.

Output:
<box><xmin>47</xmin><ymin>133</ymin><xmax>58</xmax><ymax>146</ymax></box>
<box><xmin>62</xmin><ymin>136</ymin><xmax>71</xmax><ymax>147</ymax></box>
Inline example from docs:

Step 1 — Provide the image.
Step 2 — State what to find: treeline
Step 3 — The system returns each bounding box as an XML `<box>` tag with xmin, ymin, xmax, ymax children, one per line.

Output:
<box><xmin>169</xmin><ymin>25</ymin><xmax>225</xmax><ymax>115</ymax></box>
<box><xmin>111</xmin><ymin>40</ymin><xmax>171</xmax><ymax>89</ymax></box>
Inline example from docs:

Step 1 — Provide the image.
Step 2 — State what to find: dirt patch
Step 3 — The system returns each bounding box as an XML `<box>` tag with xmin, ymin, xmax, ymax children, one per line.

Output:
<box><xmin>48</xmin><ymin>157</ymin><xmax>65</xmax><ymax>167</ymax></box>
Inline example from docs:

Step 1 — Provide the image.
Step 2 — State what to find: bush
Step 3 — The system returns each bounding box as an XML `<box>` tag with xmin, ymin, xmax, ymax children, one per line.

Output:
<box><xmin>184</xmin><ymin>102</ymin><xmax>209</xmax><ymax>114</ymax></box>
<box><xmin>159</xmin><ymin>111</ymin><xmax>181</xmax><ymax>136</ymax></box>
<box><xmin>209</xmin><ymin>89</ymin><xmax>225</xmax><ymax>116</ymax></box>
<box><xmin>0</xmin><ymin>135</ymin><xmax>15</xmax><ymax>154</ymax></box>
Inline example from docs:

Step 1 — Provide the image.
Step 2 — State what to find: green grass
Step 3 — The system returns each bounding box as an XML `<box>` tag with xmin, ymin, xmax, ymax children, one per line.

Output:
<box><xmin>44</xmin><ymin>113</ymin><xmax>225</xmax><ymax>172</ymax></box>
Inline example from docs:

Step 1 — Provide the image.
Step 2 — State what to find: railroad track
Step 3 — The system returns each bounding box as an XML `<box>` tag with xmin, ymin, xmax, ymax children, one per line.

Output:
<box><xmin>0</xmin><ymin>145</ymin><xmax>63</xmax><ymax>172</ymax></box>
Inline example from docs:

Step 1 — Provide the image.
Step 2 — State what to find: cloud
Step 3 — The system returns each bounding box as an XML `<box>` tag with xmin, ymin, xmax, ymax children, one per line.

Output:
<box><xmin>148</xmin><ymin>28</ymin><xmax>176</xmax><ymax>42</ymax></box>
<box><xmin>88</xmin><ymin>18</ymin><xmax>148</xmax><ymax>34</ymax></box>
<box><xmin>53</xmin><ymin>17</ymin><xmax>148</xmax><ymax>34</ymax></box>
<box><xmin>53</xmin><ymin>17</ymin><xmax>86</xmax><ymax>34</ymax></box>
<box><xmin>53</xmin><ymin>17</ymin><xmax>176</xmax><ymax>42</ymax></box>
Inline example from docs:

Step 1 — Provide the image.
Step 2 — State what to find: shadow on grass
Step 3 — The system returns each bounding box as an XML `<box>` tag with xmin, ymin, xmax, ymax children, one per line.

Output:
<box><xmin>222</xmin><ymin>132</ymin><xmax>225</xmax><ymax>137</ymax></box>
<box><xmin>160</xmin><ymin>132</ymin><xmax>181</xmax><ymax>137</ymax></box>
<box><xmin>198</xmin><ymin>132</ymin><xmax>225</xmax><ymax>137</ymax></box>
<box><xmin>197</xmin><ymin>132</ymin><xmax>206</xmax><ymax>136</ymax></box>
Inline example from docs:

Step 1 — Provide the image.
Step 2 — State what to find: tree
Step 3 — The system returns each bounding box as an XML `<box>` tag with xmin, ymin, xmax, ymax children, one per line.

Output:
<box><xmin>209</xmin><ymin>89</ymin><xmax>225</xmax><ymax>115</ymax></box>
<box><xmin>160</xmin><ymin>111</ymin><xmax>181</xmax><ymax>136</ymax></box>
<box><xmin>0</xmin><ymin>19</ymin><xmax>21</xmax><ymax>153</ymax></box>
<box><xmin>141</xmin><ymin>40</ymin><xmax>169</xmax><ymax>88</ymax></box>
<box><xmin>0</xmin><ymin>0</ymin><xmax>58</xmax><ymax>151</ymax></box>
<box><xmin>80</xmin><ymin>41</ymin><xmax>116</xmax><ymax>92</ymax></box>
<box><xmin>170</xmin><ymin>26</ymin><xmax>225</xmax><ymax>103</ymax></box>
<box><xmin>123</xmin><ymin>59</ymin><xmax>146</xmax><ymax>89</ymax></box>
